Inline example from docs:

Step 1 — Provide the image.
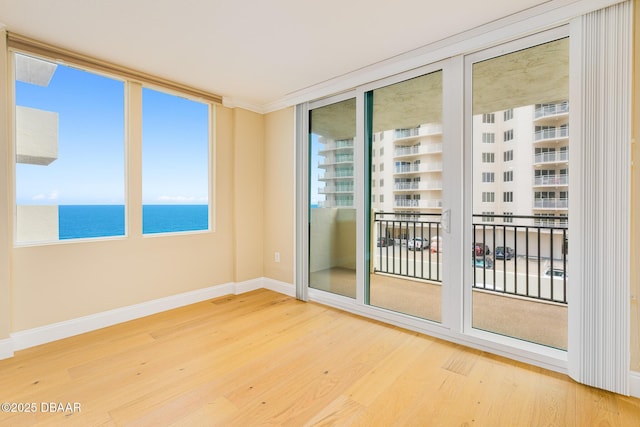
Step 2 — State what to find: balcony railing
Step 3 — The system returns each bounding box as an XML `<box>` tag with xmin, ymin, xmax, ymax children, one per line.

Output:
<box><xmin>393</xmin><ymin>181</ymin><xmax>442</xmax><ymax>191</ymax></box>
<box><xmin>394</xmin><ymin>162</ymin><xmax>443</xmax><ymax>174</ymax></box>
<box><xmin>533</xmin><ymin>198</ymin><xmax>568</xmax><ymax>209</ymax></box>
<box><xmin>395</xmin><ymin>128</ymin><xmax>420</xmax><ymax>139</ymax></box>
<box><xmin>319</xmin><ymin>170</ymin><xmax>354</xmax><ymax>180</ymax></box>
<box><xmin>533</xmin><ymin>174</ymin><xmax>568</xmax><ymax>186</ymax></box>
<box><xmin>534</xmin><ymin>150</ymin><xmax>569</xmax><ymax>164</ymax></box>
<box><xmin>372</xmin><ymin>212</ymin><xmax>568</xmax><ymax>304</ymax></box>
<box><xmin>534</xmin><ymin>126</ymin><xmax>569</xmax><ymax>142</ymax></box>
<box><xmin>319</xmin><ymin>185</ymin><xmax>354</xmax><ymax>194</ymax></box>
<box><xmin>534</xmin><ymin>102</ymin><xmax>569</xmax><ymax>118</ymax></box>
<box><xmin>393</xmin><ymin>199</ymin><xmax>442</xmax><ymax>208</ymax></box>
<box><xmin>394</xmin><ymin>143</ymin><xmax>443</xmax><ymax>157</ymax></box>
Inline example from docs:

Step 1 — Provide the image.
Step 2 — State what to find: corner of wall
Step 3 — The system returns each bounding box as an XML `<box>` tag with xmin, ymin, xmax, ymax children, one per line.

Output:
<box><xmin>0</xmin><ymin>28</ymin><xmax>12</xmax><ymax>341</ymax></box>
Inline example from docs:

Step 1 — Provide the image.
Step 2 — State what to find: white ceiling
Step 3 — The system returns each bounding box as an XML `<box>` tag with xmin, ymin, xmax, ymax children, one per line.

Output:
<box><xmin>0</xmin><ymin>0</ymin><xmax>555</xmax><ymax>110</ymax></box>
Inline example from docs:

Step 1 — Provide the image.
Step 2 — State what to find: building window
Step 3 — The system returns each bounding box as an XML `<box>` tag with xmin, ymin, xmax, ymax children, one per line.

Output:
<box><xmin>482</xmin><ymin>113</ymin><xmax>495</xmax><ymax>123</ymax></box>
<box><xmin>379</xmin><ymin>179</ymin><xmax>384</xmax><ymax>187</ymax></box>
<box><xmin>380</xmin><ymin>163</ymin><xmax>384</xmax><ymax>172</ymax></box>
<box><xmin>503</xmin><ymin>191</ymin><xmax>513</xmax><ymax>202</ymax></box>
<box><xmin>372</xmin><ymin>164</ymin><xmax>376</xmax><ymax>172</ymax></box>
<box><xmin>380</xmin><ymin>147</ymin><xmax>384</xmax><ymax>156</ymax></box>
<box><xmin>504</xmin><ymin>109</ymin><xmax>514</xmax><ymax>121</ymax></box>
<box><xmin>503</xmin><ymin>212</ymin><xmax>513</xmax><ymax>223</ymax></box>
<box><xmin>504</xmin><ymin>129</ymin><xmax>514</xmax><ymax>142</ymax></box>
<box><xmin>482</xmin><ymin>132</ymin><xmax>495</xmax><ymax>143</ymax></box>
<box><xmin>482</xmin><ymin>211</ymin><xmax>495</xmax><ymax>222</ymax></box>
<box><xmin>504</xmin><ymin>150</ymin><xmax>513</xmax><ymax>161</ymax></box>
<box><xmin>482</xmin><ymin>192</ymin><xmax>495</xmax><ymax>202</ymax></box>
<box><xmin>482</xmin><ymin>152</ymin><xmax>495</xmax><ymax>163</ymax></box>
<box><xmin>482</xmin><ymin>172</ymin><xmax>495</xmax><ymax>183</ymax></box>
<box><xmin>380</xmin><ymin>194</ymin><xmax>384</xmax><ymax>203</ymax></box>
<box><xmin>14</xmin><ymin>54</ymin><xmax>125</xmax><ymax>243</ymax></box>
<box><xmin>503</xmin><ymin>170</ymin><xmax>513</xmax><ymax>182</ymax></box>
<box><xmin>142</xmin><ymin>87</ymin><xmax>209</xmax><ymax>234</ymax></box>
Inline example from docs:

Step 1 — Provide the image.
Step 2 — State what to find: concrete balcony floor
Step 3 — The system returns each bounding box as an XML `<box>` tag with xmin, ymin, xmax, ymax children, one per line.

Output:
<box><xmin>310</xmin><ymin>267</ymin><xmax>567</xmax><ymax>350</ymax></box>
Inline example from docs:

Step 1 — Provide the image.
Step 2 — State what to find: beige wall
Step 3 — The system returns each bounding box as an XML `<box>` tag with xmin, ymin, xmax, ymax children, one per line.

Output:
<box><xmin>9</xmin><ymin>104</ymin><xmax>239</xmax><ymax>331</ymax></box>
<box><xmin>263</xmin><ymin>107</ymin><xmax>295</xmax><ymax>284</ymax></box>
<box><xmin>233</xmin><ymin>108</ymin><xmax>265</xmax><ymax>283</ymax></box>
<box><xmin>631</xmin><ymin>0</ymin><xmax>639</xmax><ymax>372</ymax></box>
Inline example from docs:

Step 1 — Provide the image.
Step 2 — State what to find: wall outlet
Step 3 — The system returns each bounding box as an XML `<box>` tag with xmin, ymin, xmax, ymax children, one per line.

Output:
<box><xmin>274</xmin><ymin>251</ymin><xmax>280</xmax><ymax>263</ymax></box>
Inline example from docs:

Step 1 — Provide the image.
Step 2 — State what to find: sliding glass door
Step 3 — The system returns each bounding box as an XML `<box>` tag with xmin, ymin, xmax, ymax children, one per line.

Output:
<box><xmin>308</xmin><ymin>97</ymin><xmax>357</xmax><ymax>298</ymax></box>
<box><xmin>367</xmin><ymin>71</ymin><xmax>444</xmax><ymax>322</ymax></box>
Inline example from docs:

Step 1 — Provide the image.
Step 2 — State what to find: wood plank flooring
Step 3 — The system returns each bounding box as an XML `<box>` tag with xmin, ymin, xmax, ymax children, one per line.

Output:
<box><xmin>0</xmin><ymin>289</ymin><xmax>638</xmax><ymax>426</ymax></box>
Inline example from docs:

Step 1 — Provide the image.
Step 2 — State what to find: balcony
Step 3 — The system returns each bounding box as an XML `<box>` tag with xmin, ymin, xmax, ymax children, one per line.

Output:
<box><xmin>533</xmin><ymin>174</ymin><xmax>568</xmax><ymax>187</ymax></box>
<box><xmin>369</xmin><ymin>212</ymin><xmax>568</xmax><ymax>349</ymax></box>
<box><xmin>393</xmin><ymin>180</ymin><xmax>443</xmax><ymax>191</ymax></box>
<box><xmin>319</xmin><ymin>170</ymin><xmax>354</xmax><ymax>180</ymax></box>
<box><xmin>534</xmin><ymin>126</ymin><xmax>569</xmax><ymax>142</ymax></box>
<box><xmin>394</xmin><ymin>162</ymin><xmax>443</xmax><ymax>174</ymax></box>
<box><xmin>318</xmin><ymin>139</ymin><xmax>354</xmax><ymax>154</ymax></box>
<box><xmin>534</xmin><ymin>102</ymin><xmax>569</xmax><ymax>119</ymax></box>
<box><xmin>533</xmin><ymin>198</ymin><xmax>568</xmax><ymax>209</ymax></box>
<box><xmin>394</xmin><ymin>128</ymin><xmax>420</xmax><ymax>139</ymax></box>
<box><xmin>394</xmin><ymin>143</ymin><xmax>443</xmax><ymax>158</ymax></box>
<box><xmin>393</xmin><ymin>199</ymin><xmax>442</xmax><ymax>209</ymax></box>
<box><xmin>319</xmin><ymin>185</ymin><xmax>354</xmax><ymax>194</ymax></box>
<box><xmin>533</xmin><ymin>150</ymin><xmax>568</xmax><ymax>164</ymax></box>
<box><xmin>318</xmin><ymin>154</ymin><xmax>354</xmax><ymax>166</ymax></box>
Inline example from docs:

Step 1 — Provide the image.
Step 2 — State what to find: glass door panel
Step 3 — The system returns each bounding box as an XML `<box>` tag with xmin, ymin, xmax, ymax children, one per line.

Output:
<box><xmin>367</xmin><ymin>71</ymin><xmax>443</xmax><ymax>322</ymax></box>
<box><xmin>470</xmin><ymin>38</ymin><xmax>569</xmax><ymax>349</ymax></box>
<box><xmin>309</xmin><ymin>98</ymin><xmax>357</xmax><ymax>298</ymax></box>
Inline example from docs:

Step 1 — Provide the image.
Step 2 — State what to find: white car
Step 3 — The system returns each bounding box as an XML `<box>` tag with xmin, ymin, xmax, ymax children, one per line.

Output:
<box><xmin>407</xmin><ymin>237</ymin><xmax>424</xmax><ymax>251</ymax></box>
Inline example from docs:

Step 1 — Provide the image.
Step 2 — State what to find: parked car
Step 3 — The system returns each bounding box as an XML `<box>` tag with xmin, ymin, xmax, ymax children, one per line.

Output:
<box><xmin>408</xmin><ymin>237</ymin><xmax>425</xmax><ymax>251</ymax></box>
<box><xmin>473</xmin><ymin>243</ymin><xmax>490</xmax><ymax>256</ymax></box>
<box><xmin>544</xmin><ymin>267</ymin><xmax>567</xmax><ymax>278</ymax></box>
<box><xmin>473</xmin><ymin>256</ymin><xmax>493</xmax><ymax>269</ymax></box>
<box><xmin>494</xmin><ymin>246</ymin><xmax>514</xmax><ymax>260</ymax></box>
<box><xmin>377</xmin><ymin>237</ymin><xmax>389</xmax><ymax>247</ymax></box>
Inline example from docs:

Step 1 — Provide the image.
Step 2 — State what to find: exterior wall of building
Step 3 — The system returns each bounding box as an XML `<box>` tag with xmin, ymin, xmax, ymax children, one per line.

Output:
<box><xmin>630</xmin><ymin>0</ymin><xmax>639</xmax><ymax>373</ymax></box>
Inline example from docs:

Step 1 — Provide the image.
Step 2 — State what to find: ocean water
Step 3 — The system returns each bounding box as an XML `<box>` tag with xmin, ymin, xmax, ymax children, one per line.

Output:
<box><xmin>58</xmin><ymin>205</ymin><xmax>208</xmax><ymax>239</ymax></box>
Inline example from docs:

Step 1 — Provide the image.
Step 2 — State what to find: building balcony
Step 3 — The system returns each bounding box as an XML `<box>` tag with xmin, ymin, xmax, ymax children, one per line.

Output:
<box><xmin>533</xmin><ymin>198</ymin><xmax>568</xmax><ymax>209</ymax></box>
<box><xmin>393</xmin><ymin>181</ymin><xmax>442</xmax><ymax>191</ymax></box>
<box><xmin>534</xmin><ymin>126</ymin><xmax>569</xmax><ymax>142</ymax></box>
<box><xmin>393</xmin><ymin>199</ymin><xmax>442</xmax><ymax>209</ymax></box>
<box><xmin>533</xmin><ymin>150</ymin><xmax>568</xmax><ymax>164</ymax></box>
<box><xmin>318</xmin><ymin>139</ymin><xmax>354</xmax><ymax>154</ymax></box>
<box><xmin>317</xmin><ymin>199</ymin><xmax>353</xmax><ymax>208</ymax></box>
<box><xmin>318</xmin><ymin>154</ymin><xmax>354</xmax><ymax>167</ymax></box>
<box><xmin>318</xmin><ymin>171</ymin><xmax>354</xmax><ymax>180</ymax></box>
<box><xmin>319</xmin><ymin>185</ymin><xmax>354</xmax><ymax>194</ymax></box>
<box><xmin>533</xmin><ymin>174</ymin><xmax>568</xmax><ymax>187</ymax></box>
<box><xmin>394</xmin><ymin>143</ymin><xmax>443</xmax><ymax>158</ymax></box>
<box><xmin>394</xmin><ymin>162</ymin><xmax>443</xmax><ymax>174</ymax></box>
<box><xmin>534</xmin><ymin>102</ymin><xmax>569</xmax><ymax>120</ymax></box>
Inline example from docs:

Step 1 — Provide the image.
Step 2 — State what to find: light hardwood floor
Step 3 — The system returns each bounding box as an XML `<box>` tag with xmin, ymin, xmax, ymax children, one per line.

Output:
<box><xmin>0</xmin><ymin>289</ymin><xmax>638</xmax><ymax>426</ymax></box>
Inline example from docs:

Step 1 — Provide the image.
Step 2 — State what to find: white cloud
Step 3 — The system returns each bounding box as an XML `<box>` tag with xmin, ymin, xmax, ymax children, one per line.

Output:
<box><xmin>31</xmin><ymin>190</ymin><xmax>59</xmax><ymax>201</ymax></box>
<box><xmin>48</xmin><ymin>190</ymin><xmax>59</xmax><ymax>200</ymax></box>
<box><xmin>32</xmin><ymin>194</ymin><xmax>46</xmax><ymax>200</ymax></box>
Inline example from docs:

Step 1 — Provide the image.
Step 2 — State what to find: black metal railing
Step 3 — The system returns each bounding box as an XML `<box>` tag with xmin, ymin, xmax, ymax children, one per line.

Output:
<box><xmin>371</xmin><ymin>212</ymin><xmax>568</xmax><ymax>304</ymax></box>
<box><xmin>373</xmin><ymin>212</ymin><xmax>442</xmax><ymax>282</ymax></box>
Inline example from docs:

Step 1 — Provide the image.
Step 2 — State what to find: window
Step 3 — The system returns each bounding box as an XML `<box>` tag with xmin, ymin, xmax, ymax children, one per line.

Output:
<box><xmin>372</xmin><ymin>164</ymin><xmax>376</xmax><ymax>172</ymax></box>
<box><xmin>503</xmin><ymin>129</ymin><xmax>514</xmax><ymax>142</ymax></box>
<box><xmin>482</xmin><ymin>152</ymin><xmax>495</xmax><ymax>163</ymax></box>
<box><xmin>14</xmin><ymin>53</ymin><xmax>125</xmax><ymax>243</ymax></box>
<box><xmin>503</xmin><ymin>191</ymin><xmax>513</xmax><ymax>202</ymax></box>
<box><xmin>503</xmin><ymin>212</ymin><xmax>514</xmax><ymax>223</ymax></box>
<box><xmin>142</xmin><ymin>87</ymin><xmax>209</xmax><ymax>234</ymax></box>
<box><xmin>380</xmin><ymin>163</ymin><xmax>384</xmax><ymax>172</ymax></box>
<box><xmin>504</xmin><ymin>150</ymin><xmax>513</xmax><ymax>161</ymax></box>
<box><xmin>504</xmin><ymin>109</ymin><xmax>514</xmax><ymax>121</ymax></box>
<box><xmin>482</xmin><ymin>192</ymin><xmax>495</xmax><ymax>202</ymax></box>
<box><xmin>482</xmin><ymin>113</ymin><xmax>495</xmax><ymax>123</ymax></box>
<box><xmin>482</xmin><ymin>172</ymin><xmax>495</xmax><ymax>182</ymax></box>
<box><xmin>482</xmin><ymin>132</ymin><xmax>495</xmax><ymax>143</ymax></box>
<box><xmin>380</xmin><ymin>147</ymin><xmax>384</xmax><ymax>156</ymax></box>
<box><xmin>482</xmin><ymin>211</ymin><xmax>495</xmax><ymax>222</ymax></box>
<box><xmin>503</xmin><ymin>170</ymin><xmax>513</xmax><ymax>182</ymax></box>
<box><xmin>379</xmin><ymin>179</ymin><xmax>384</xmax><ymax>187</ymax></box>
<box><xmin>380</xmin><ymin>194</ymin><xmax>384</xmax><ymax>203</ymax></box>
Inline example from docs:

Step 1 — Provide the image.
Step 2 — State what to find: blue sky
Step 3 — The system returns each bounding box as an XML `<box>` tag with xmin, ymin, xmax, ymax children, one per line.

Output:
<box><xmin>15</xmin><ymin>58</ymin><xmax>209</xmax><ymax>205</ymax></box>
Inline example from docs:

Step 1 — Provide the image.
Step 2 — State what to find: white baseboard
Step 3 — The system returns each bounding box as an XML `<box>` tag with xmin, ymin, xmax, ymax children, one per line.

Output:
<box><xmin>630</xmin><ymin>371</ymin><xmax>640</xmax><ymax>398</ymax></box>
<box><xmin>263</xmin><ymin>277</ymin><xmax>296</xmax><ymax>297</ymax></box>
<box><xmin>2</xmin><ymin>277</ymin><xmax>295</xmax><ymax>360</ymax></box>
<box><xmin>0</xmin><ymin>338</ymin><xmax>13</xmax><ymax>359</ymax></box>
